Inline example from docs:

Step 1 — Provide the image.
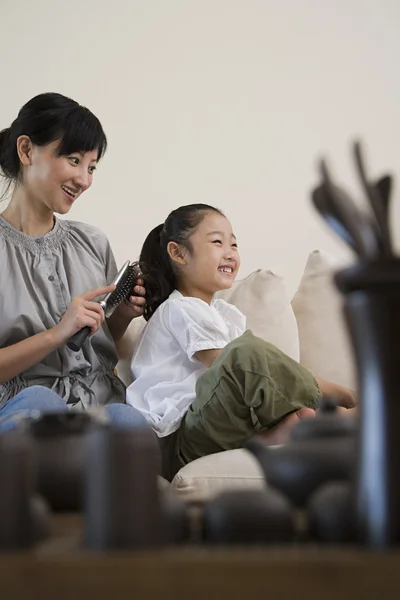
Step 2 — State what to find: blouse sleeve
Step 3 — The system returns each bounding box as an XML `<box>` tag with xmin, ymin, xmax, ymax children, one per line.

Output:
<box><xmin>67</xmin><ymin>220</ymin><xmax>118</xmax><ymax>285</ymax></box>
<box><xmin>103</xmin><ymin>236</ymin><xmax>118</xmax><ymax>283</ymax></box>
<box><xmin>163</xmin><ymin>297</ymin><xmax>232</xmax><ymax>360</ymax></box>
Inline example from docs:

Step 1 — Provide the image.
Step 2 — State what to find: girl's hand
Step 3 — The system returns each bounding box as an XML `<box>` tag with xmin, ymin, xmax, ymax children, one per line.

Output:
<box><xmin>339</xmin><ymin>387</ymin><xmax>357</xmax><ymax>409</ymax></box>
<box><xmin>114</xmin><ymin>278</ymin><xmax>147</xmax><ymax>320</ymax></box>
<box><xmin>316</xmin><ymin>377</ymin><xmax>357</xmax><ymax>409</ymax></box>
<box><xmin>53</xmin><ymin>285</ymin><xmax>116</xmax><ymax>343</ymax></box>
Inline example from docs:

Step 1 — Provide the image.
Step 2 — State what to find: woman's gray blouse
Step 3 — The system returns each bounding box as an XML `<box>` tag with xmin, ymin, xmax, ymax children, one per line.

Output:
<box><xmin>0</xmin><ymin>215</ymin><xmax>126</xmax><ymax>409</ymax></box>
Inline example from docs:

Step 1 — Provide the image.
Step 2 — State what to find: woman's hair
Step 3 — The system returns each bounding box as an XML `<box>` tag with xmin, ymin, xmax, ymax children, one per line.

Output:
<box><xmin>0</xmin><ymin>92</ymin><xmax>107</xmax><ymax>194</ymax></box>
<box><xmin>140</xmin><ymin>203</ymin><xmax>224</xmax><ymax>320</ymax></box>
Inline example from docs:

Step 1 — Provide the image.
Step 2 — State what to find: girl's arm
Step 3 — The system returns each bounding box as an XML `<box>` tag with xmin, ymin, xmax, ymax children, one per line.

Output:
<box><xmin>315</xmin><ymin>377</ymin><xmax>356</xmax><ymax>409</ymax></box>
<box><xmin>195</xmin><ymin>348</ymin><xmax>222</xmax><ymax>368</ymax></box>
<box><xmin>0</xmin><ymin>285</ymin><xmax>114</xmax><ymax>385</ymax></box>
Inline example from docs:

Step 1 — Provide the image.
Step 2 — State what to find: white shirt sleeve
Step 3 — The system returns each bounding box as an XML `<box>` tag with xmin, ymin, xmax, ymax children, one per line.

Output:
<box><xmin>162</xmin><ymin>297</ymin><xmax>232</xmax><ymax>360</ymax></box>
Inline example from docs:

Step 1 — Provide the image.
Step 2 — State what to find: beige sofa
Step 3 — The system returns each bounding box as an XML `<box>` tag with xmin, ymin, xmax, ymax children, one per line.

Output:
<box><xmin>116</xmin><ymin>250</ymin><xmax>356</xmax><ymax>504</ymax></box>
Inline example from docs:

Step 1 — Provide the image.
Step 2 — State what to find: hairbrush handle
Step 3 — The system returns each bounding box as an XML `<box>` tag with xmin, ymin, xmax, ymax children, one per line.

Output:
<box><xmin>67</xmin><ymin>326</ymin><xmax>91</xmax><ymax>352</ymax></box>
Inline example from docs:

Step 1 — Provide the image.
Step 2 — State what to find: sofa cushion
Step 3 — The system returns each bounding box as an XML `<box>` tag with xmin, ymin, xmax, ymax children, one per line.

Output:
<box><xmin>216</xmin><ymin>269</ymin><xmax>300</xmax><ymax>362</ymax></box>
<box><xmin>291</xmin><ymin>250</ymin><xmax>355</xmax><ymax>389</ymax></box>
<box><xmin>116</xmin><ymin>316</ymin><xmax>146</xmax><ymax>386</ymax></box>
<box><xmin>170</xmin><ymin>449</ymin><xmax>266</xmax><ymax>504</ymax></box>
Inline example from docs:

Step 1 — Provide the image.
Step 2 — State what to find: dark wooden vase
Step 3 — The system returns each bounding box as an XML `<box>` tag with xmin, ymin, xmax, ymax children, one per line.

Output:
<box><xmin>336</xmin><ymin>258</ymin><xmax>400</xmax><ymax>548</ymax></box>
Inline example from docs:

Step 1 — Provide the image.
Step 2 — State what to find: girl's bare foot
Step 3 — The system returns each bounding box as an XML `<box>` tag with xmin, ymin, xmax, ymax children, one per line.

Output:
<box><xmin>258</xmin><ymin>408</ymin><xmax>316</xmax><ymax>446</ymax></box>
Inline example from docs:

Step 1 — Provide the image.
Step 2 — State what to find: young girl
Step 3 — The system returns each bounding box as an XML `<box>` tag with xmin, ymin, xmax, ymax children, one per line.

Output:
<box><xmin>127</xmin><ymin>204</ymin><xmax>355</xmax><ymax>479</ymax></box>
<box><xmin>0</xmin><ymin>92</ymin><xmax>149</xmax><ymax>431</ymax></box>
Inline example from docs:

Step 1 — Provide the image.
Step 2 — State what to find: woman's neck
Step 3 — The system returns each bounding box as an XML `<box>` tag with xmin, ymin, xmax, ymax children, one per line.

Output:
<box><xmin>1</xmin><ymin>188</ymin><xmax>55</xmax><ymax>236</ymax></box>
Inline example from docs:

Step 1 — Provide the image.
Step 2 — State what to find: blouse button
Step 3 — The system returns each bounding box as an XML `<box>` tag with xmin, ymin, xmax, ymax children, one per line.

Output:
<box><xmin>75</xmin><ymin>354</ymin><xmax>82</xmax><ymax>361</ymax></box>
<box><xmin>48</xmin><ymin>275</ymin><xmax>55</xmax><ymax>282</ymax></box>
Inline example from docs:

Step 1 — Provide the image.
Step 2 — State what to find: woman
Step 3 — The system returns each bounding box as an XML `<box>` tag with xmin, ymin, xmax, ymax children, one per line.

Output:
<box><xmin>0</xmin><ymin>92</ymin><xmax>147</xmax><ymax>430</ymax></box>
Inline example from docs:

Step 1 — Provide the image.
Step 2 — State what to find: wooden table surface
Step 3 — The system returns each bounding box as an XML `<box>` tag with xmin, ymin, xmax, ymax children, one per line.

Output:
<box><xmin>1</xmin><ymin>514</ymin><xmax>400</xmax><ymax>600</ymax></box>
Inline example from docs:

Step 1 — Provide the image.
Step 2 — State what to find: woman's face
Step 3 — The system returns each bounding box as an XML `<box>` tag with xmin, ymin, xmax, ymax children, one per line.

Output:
<box><xmin>22</xmin><ymin>139</ymin><xmax>98</xmax><ymax>214</ymax></box>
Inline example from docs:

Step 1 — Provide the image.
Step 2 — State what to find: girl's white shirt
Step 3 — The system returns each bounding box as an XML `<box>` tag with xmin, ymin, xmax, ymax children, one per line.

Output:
<box><xmin>126</xmin><ymin>290</ymin><xmax>246</xmax><ymax>437</ymax></box>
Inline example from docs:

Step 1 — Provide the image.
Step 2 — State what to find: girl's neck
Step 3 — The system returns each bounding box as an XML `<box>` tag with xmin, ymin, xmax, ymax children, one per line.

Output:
<box><xmin>177</xmin><ymin>283</ymin><xmax>213</xmax><ymax>305</ymax></box>
<box><xmin>1</xmin><ymin>187</ymin><xmax>55</xmax><ymax>237</ymax></box>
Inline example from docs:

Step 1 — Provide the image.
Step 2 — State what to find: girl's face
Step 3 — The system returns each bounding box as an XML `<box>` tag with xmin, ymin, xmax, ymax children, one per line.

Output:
<box><xmin>172</xmin><ymin>211</ymin><xmax>240</xmax><ymax>302</ymax></box>
<box><xmin>20</xmin><ymin>139</ymin><xmax>98</xmax><ymax>214</ymax></box>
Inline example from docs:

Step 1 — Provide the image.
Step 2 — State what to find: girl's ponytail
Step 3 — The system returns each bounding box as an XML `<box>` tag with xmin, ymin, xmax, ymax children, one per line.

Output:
<box><xmin>139</xmin><ymin>223</ymin><xmax>177</xmax><ymax>320</ymax></box>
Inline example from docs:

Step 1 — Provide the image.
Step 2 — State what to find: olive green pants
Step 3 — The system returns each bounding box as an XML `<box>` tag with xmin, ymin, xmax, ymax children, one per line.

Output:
<box><xmin>161</xmin><ymin>331</ymin><xmax>321</xmax><ymax>480</ymax></box>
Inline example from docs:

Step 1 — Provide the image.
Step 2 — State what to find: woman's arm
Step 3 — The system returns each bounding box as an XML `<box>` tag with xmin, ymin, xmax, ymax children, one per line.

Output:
<box><xmin>0</xmin><ymin>329</ymin><xmax>65</xmax><ymax>385</ymax></box>
<box><xmin>0</xmin><ymin>285</ymin><xmax>114</xmax><ymax>385</ymax></box>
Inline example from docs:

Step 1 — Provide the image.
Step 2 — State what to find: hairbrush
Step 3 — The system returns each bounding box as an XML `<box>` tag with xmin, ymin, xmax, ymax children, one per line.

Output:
<box><xmin>67</xmin><ymin>261</ymin><xmax>140</xmax><ymax>352</ymax></box>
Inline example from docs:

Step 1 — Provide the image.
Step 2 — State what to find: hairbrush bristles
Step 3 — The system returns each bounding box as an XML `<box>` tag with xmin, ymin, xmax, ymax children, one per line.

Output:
<box><xmin>67</xmin><ymin>261</ymin><xmax>141</xmax><ymax>351</ymax></box>
<box><xmin>104</xmin><ymin>263</ymin><xmax>141</xmax><ymax>317</ymax></box>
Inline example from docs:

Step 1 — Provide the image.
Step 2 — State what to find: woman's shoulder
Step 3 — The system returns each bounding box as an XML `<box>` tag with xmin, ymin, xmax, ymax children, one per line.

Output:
<box><xmin>63</xmin><ymin>219</ymin><xmax>110</xmax><ymax>244</ymax></box>
<box><xmin>62</xmin><ymin>219</ymin><xmax>114</xmax><ymax>262</ymax></box>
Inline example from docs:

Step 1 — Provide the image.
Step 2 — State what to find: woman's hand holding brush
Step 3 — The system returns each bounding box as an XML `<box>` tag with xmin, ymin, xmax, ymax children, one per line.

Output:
<box><xmin>53</xmin><ymin>285</ymin><xmax>116</xmax><ymax>345</ymax></box>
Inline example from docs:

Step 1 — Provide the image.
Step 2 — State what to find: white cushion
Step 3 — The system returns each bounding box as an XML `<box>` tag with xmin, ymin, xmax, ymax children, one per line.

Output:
<box><xmin>170</xmin><ymin>449</ymin><xmax>266</xmax><ymax>504</ymax></box>
<box><xmin>216</xmin><ymin>269</ymin><xmax>300</xmax><ymax>362</ymax></box>
<box><xmin>291</xmin><ymin>250</ymin><xmax>355</xmax><ymax>389</ymax></box>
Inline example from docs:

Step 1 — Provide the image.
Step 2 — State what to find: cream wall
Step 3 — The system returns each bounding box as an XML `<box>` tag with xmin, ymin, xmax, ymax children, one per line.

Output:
<box><xmin>1</xmin><ymin>0</ymin><xmax>400</xmax><ymax>295</ymax></box>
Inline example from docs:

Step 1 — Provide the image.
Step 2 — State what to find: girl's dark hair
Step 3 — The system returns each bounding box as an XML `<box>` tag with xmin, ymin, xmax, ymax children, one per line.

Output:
<box><xmin>140</xmin><ymin>203</ymin><xmax>224</xmax><ymax>320</ymax></box>
<box><xmin>0</xmin><ymin>92</ymin><xmax>107</xmax><ymax>193</ymax></box>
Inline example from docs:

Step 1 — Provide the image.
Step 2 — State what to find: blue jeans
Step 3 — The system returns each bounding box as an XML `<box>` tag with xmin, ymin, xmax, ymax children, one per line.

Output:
<box><xmin>0</xmin><ymin>385</ymin><xmax>150</xmax><ymax>433</ymax></box>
